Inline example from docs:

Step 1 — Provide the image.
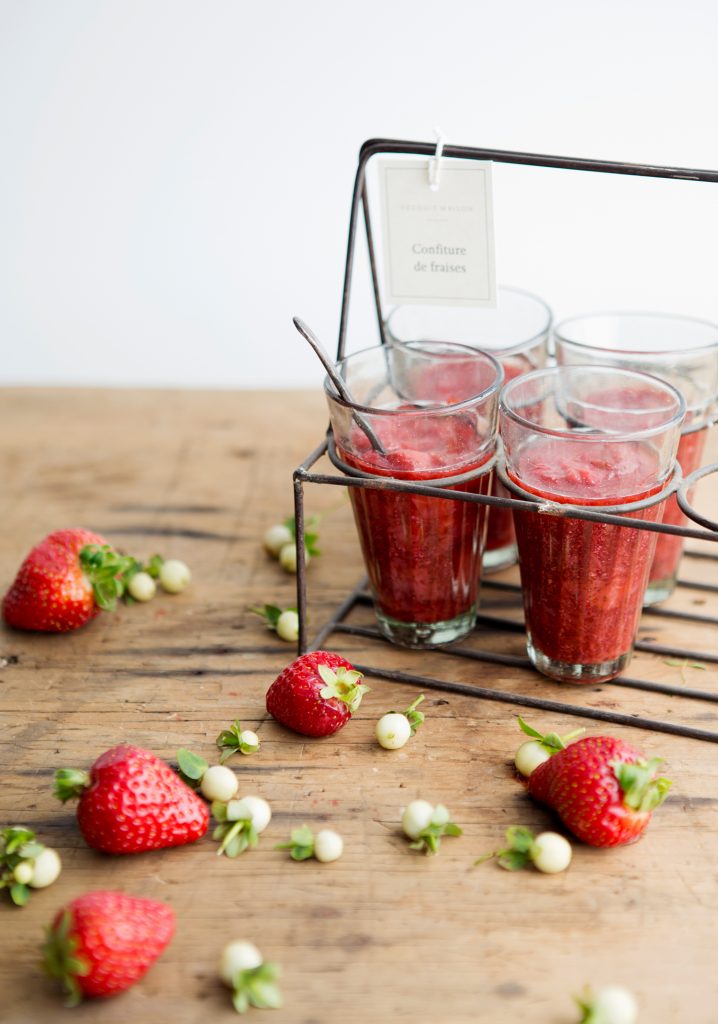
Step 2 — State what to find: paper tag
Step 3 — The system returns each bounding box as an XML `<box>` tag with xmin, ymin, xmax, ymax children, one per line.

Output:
<box><xmin>379</xmin><ymin>158</ymin><xmax>496</xmax><ymax>307</ymax></box>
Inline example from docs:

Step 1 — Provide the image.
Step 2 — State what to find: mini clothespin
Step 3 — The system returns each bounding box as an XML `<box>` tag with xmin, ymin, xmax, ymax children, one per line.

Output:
<box><xmin>428</xmin><ymin>127</ymin><xmax>445</xmax><ymax>191</ymax></box>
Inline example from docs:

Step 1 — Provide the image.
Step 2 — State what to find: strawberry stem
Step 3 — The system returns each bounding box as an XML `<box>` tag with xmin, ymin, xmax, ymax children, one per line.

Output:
<box><xmin>42</xmin><ymin>910</ymin><xmax>89</xmax><ymax>1006</ymax></box>
<box><xmin>612</xmin><ymin>758</ymin><xmax>672</xmax><ymax>813</ymax></box>
<box><xmin>53</xmin><ymin>769</ymin><xmax>91</xmax><ymax>803</ymax></box>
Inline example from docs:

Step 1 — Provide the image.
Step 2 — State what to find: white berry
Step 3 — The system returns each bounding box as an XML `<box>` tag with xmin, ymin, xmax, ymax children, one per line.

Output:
<box><xmin>263</xmin><ymin>523</ymin><xmax>293</xmax><ymax>557</ymax></box>
<box><xmin>28</xmin><ymin>847</ymin><xmax>62</xmax><ymax>888</ymax></box>
<box><xmin>529</xmin><ymin>832</ymin><xmax>572</xmax><ymax>874</ymax></box>
<box><xmin>515</xmin><ymin>740</ymin><xmax>551</xmax><ymax>777</ymax></box>
<box><xmin>200</xmin><ymin>764</ymin><xmax>239</xmax><ymax>803</ymax></box>
<box><xmin>279</xmin><ymin>543</ymin><xmax>300</xmax><ymax>573</ymax></box>
<box><xmin>276</xmin><ymin>610</ymin><xmax>299</xmax><ymax>642</ymax></box>
<box><xmin>229</xmin><ymin>795</ymin><xmax>272</xmax><ymax>833</ymax></box>
<box><xmin>591</xmin><ymin>985</ymin><xmax>638</xmax><ymax>1024</ymax></box>
<box><xmin>159</xmin><ymin>559</ymin><xmax>191</xmax><ymax>594</ymax></box>
<box><xmin>219</xmin><ymin>940</ymin><xmax>263</xmax><ymax>986</ymax></box>
<box><xmin>127</xmin><ymin>571</ymin><xmax>156</xmax><ymax>602</ymax></box>
<box><xmin>12</xmin><ymin>861</ymin><xmax>34</xmax><ymax>885</ymax></box>
<box><xmin>401</xmin><ymin>799</ymin><xmax>435</xmax><ymax>840</ymax></box>
<box><xmin>314</xmin><ymin>829</ymin><xmax>343</xmax><ymax>863</ymax></box>
<box><xmin>240</xmin><ymin>729</ymin><xmax>259</xmax><ymax>750</ymax></box>
<box><xmin>376</xmin><ymin>712</ymin><xmax>412</xmax><ymax>750</ymax></box>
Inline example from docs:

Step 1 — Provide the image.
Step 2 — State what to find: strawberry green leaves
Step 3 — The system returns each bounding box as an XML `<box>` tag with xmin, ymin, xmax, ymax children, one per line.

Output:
<box><xmin>317</xmin><ymin>664</ymin><xmax>369</xmax><ymax>713</ymax></box>
<box><xmin>612</xmin><ymin>758</ymin><xmax>672</xmax><ymax>813</ymax></box>
<box><xmin>53</xmin><ymin>769</ymin><xmax>92</xmax><ymax>803</ymax></box>
<box><xmin>42</xmin><ymin>909</ymin><xmax>90</xmax><ymax>1007</ymax></box>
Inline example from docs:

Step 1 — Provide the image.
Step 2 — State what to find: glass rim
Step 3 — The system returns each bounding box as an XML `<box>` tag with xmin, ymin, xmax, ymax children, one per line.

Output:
<box><xmin>499</xmin><ymin>364</ymin><xmax>687</xmax><ymax>443</ymax></box>
<box><xmin>385</xmin><ymin>284</ymin><xmax>553</xmax><ymax>355</ymax></box>
<box><xmin>554</xmin><ymin>310</ymin><xmax>718</xmax><ymax>356</ymax></box>
<box><xmin>324</xmin><ymin>340</ymin><xmax>504</xmax><ymax>417</ymax></box>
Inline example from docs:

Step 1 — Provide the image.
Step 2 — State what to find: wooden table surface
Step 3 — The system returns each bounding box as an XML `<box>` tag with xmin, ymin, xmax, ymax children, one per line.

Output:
<box><xmin>1</xmin><ymin>388</ymin><xmax>717</xmax><ymax>1024</ymax></box>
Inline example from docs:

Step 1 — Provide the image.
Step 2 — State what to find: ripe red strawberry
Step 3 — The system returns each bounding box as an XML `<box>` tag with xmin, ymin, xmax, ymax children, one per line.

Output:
<box><xmin>266</xmin><ymin>650</ymin><xmax>369</xmax><ymax>737</ymax></box>
<box><xmin>2</xmin><ymin>528</ymin><xmax>140</xmax><ymax>632</ymax></box>
<box><xmin>43</xmin><ymin>890</ymin><xmax>174</xmax><ymax>1004</ymax></box>
<box><xmin>53</xmin><ymin>744</ymin><xmax>209</xmax><ymax>854</ymax></box>
<box><xmin>528</xmin><ymin>735</ymin><xmax>671</xmax><ymax>847</ymax></box>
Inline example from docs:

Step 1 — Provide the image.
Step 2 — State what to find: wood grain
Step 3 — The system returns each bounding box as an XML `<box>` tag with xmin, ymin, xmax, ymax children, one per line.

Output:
<box><xmin>0</xmin><ymin>388</ymin><xmax>716</xmax><ymax>1023</ymax></box>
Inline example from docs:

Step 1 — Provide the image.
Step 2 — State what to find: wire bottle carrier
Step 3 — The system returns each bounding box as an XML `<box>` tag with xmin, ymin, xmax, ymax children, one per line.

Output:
<box><xmin>292</xmin><ymin>138</ymin><xmax>718</xmax><ymax>744</ymax></box>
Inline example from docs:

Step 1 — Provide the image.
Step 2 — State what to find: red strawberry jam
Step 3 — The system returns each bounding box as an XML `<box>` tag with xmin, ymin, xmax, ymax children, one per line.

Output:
<box><xmin>647</xmin><ymin>426</ymin><xmax>707</xmax><ymax>600</ymax></box>
<box><xmin>510</xmin><ymin>437</ymin><xmax>665</xmax><ymax>681</ymax></box>
<box><xmin>340</xmin><ymin>409</ymin><xmax>493</xmax><ymax>644</ymax></box>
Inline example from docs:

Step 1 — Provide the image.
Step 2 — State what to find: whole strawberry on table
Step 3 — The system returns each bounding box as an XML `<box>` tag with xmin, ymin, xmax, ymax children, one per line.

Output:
<box><xmin>523</xmin><ymin>728</ymin><xmax>671</xmax><ymax>848</ymax></box>
<box><xmin>43</xmin><ymin>890</ymin><xmax>174</xmax><ymax>1004</ymax></box>
<box><xmin>266</xmin><ymin>650</ymin><xmax>369</xmax><ymax>737</ymax></box>
<box><xmin>54</xmin><ymin>744</ymin><xmax>209</xmax><ymax>854</ymax></box>
<box><xmin>2</xmin><ymin>528</ymin><xmax>188</xmax><ymax>633</ymax></box>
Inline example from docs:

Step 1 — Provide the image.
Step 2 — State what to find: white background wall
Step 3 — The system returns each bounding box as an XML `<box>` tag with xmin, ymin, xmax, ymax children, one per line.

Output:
<box><xmin>2</xmin><ymin>0</ymin><xmax>718</xmax><ymax>389</ymax></box>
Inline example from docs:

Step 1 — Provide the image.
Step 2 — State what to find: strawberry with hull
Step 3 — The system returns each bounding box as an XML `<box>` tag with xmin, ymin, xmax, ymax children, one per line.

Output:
<box><xmin>43</xmin><ymin>891</ymin><xmax>174</xmax><ymax>1004</ymax></box>
<box><xmin>266</xmin><ymin>651</ymin><xmax>369</xmax><ymax>738</ymax></box>
<box><xmin>527</xmin><ymin>734</ymin><xmax>671</xmax><ymax>848</ymax></box>
<box><xmin>54</xmin><ymin>744</ymin><xmax>209</xmax><ymax>854</ymax></box>
<box><xmin>2</xmin><ymin>528</ymin><xmax>176</xmax><ymax>633</ymax></box>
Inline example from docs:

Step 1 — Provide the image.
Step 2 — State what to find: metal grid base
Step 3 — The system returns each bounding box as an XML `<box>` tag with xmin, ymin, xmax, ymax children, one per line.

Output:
<box><xmin>293</xmin><ymin>136</ymin><xmax>718</xmax><ymax>747</ymax></box>
<box><xmin>301</xmin><ymin>559</ymin><xmax>718</xmax><ymax>746</ymax></box>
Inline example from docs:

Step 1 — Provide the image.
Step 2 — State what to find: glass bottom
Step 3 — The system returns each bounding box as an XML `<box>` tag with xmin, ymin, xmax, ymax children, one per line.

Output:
<box><xmin>482</xmin><ymin>542</ymin><xmax>518</xmax><ymax>574</ymax></box>
<box><xmin>643</xmin><ymin>573</ymin><xmax>678</xmax><ymax>607</ymax></box>
<box><xmin>376</xmin><ymin>605</ymin><xmax>476</xmax><ymax>649</ymax></box>
<box><xmin>527</xmin><ymin>635</ymin><xmax>631</xmax><ymax>684</ymax></box>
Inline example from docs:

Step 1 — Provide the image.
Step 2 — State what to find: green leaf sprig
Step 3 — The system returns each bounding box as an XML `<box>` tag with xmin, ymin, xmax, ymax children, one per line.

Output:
<box><xmin>230</xmin><ymin>960</ymin><xmax>282</xmax><ymax>1014</ymax></box>
<box><xmin>212</xmin><ymin>801</ymin><xmax>259</xmax><ymax>858</ymax></box>
<box><xmin>216</xmin><ymin>721</ymin><xmax>260</xmax><ymax>763</ymax></box>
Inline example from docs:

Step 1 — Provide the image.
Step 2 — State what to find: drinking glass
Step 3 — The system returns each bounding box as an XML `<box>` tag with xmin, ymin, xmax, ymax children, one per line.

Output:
<box><xmin>554</xmin><ymin>313</ymin><xmax>718</xmax><ymax>603</ymax></box>
<box><xmin>385</xmin><ymin>286</ymin><xmax>551</xmax><ymax>572</ymax></box>
<box><xmin>500</xmin><ymin>365</ymin><xmax>685</xmax><ymax>683</ymax></box>
<box><xmin>325</xmin><ymin>341</ymin><xmax>503</xmax><ymax>648</ymax></box>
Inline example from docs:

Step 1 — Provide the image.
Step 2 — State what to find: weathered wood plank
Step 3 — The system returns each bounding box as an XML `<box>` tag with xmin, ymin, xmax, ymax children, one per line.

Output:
<box><xmin>0</xmin><ymin>389</ymin><xmax>716</xmax><ymax>1023</ymax></box>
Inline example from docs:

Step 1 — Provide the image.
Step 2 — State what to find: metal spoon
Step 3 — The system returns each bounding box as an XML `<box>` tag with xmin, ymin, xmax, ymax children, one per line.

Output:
<box><xmin>293</xmin><ymin>317</ymin><xmax>386</xmax><ymax>455</ymax></box>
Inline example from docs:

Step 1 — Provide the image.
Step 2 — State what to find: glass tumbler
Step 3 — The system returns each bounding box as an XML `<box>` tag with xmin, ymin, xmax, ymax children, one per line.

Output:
<box><xmin>554</xmin><ymin>313</ymin><xmax>718</xmax><ymax>604</ymax></box>
<box><xmin>325</xmin><ymin>341</ymin><xmax>503</xmax><ymax>649</ymax></box>
<box><xmin>385</xmin><ymin>286</ymin><xmax>551</xmax><ymax>572</ymax></box>
<box><xmin>500</xmin><ymin>366</ymin><xmax>685</xmax><ymax>684</ymax></box>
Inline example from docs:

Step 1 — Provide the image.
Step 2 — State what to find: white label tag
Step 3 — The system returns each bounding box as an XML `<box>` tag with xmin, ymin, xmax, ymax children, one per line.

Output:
<box><xmin>379</xmin><ymin>158</ymin><xmax>496</xmax><ymax>307</ymax></box>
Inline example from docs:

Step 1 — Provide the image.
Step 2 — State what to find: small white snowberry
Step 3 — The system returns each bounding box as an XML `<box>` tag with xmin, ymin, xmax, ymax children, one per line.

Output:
<box><xmin>219</xmin><ymin>940</ymin><xmax>263</xmax><ymax>986</ymax></box>
<box><xmin>401</xmin><ymin>799</ymin><xmax>435</xmax><ymax>840</ymax></box>
<box><xmin>279</xmin><ymin>543</ymin><xmax>302</xmax><ymax>573</ymax></box>
<box><xmin>276</xmin><ymin>610</ymin><xmax>299</xmax><ymax>642</ymax></box>
<box><xmin>200</xmin><ymin>764</ymin><xmax>239</xmax><ymax>803</ymax></box>
<box><xmin>159</xmin><ymin>559</ymin><xmax>191</xmax><ymax>594</ymax></box>
<box><xmin>28</xmin><ymin>847</ymin><xmax>62</xmax><ymax>888</ymax></box>
<box><xmin>314</xmin><ymin>829</ymin><xmax>343</xmax><ymax>863</ymax></box>
<box><xmin>127</xmin><ymin>571</ymin><xmax>156</xmax><ymax>603</ymax></box>
<box><xmin>263</xmin><ymin>524</ymin><xmax>293</xmax><ymax>558</ymax></box>
<box><xmin>589</xmin><ymin>985</ymin><xmax>638</xmax><ymax>1024</ymax></box>
<box><xmin>515</xmin><ymin>740</ymin><xmax>551</xmax><ymax>777</ymax></box>
<box><xmin>12</xmin><ymin>861</ymin><xmax>34</xmax><ymax>885</ymax></box>
<box><xmin>376</xmin><ymin>712</ymin><xmax>412</xmax><ymax>750</ymax></box>
<box><xmin>229</xmin><ymin>795</ymin><xmax>272</xmax><ymax>834</ymax></box>
<box><xmin>240</xmin><ymin>729</ymin><xmax>260</xmax><ymax>750</ymax></box>
<box><xmin>530</xmin><ymin>832</ymin><xmax>572</xmax><ymax>874</ymax></box>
